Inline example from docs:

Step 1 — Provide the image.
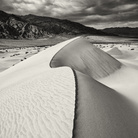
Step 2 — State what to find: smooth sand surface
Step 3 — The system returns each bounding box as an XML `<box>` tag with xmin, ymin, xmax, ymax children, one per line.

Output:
<box><xmin>51</xmin><ymin>38</ymin><xmax>122</xmax><ymax>79</ymax></box>
<box><xmin>73</xmin><ymin>70</ymin><xmax>138</xmax><ymax>138</ymax></box>
<box><xmin>107</xmin><ymin>47</ymin><xmax>123</xmax><ymax>56</ymax></box>
<box><xmin>50</xmin><ymin>37</ymin><xmax>138</xmax><ymax>138</ymax></box>
<box><xmin>99</xmin><ymin>66</ymin><xmax>138</xmax><ymax>105</ymax></box>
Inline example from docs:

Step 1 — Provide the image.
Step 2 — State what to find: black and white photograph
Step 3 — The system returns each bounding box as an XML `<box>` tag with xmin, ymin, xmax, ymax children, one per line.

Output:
<box><xmin>0</xmin><ymin>0</ymin><xmax>138</xmax><ymax>138</ymax></box>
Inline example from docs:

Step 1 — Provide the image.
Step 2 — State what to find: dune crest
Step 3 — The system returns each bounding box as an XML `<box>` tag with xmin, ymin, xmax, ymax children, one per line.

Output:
<box><xmin>50</xmin><ymin>37</ymin><xmax>138</xmax><ymax>138</ymax></box>
<box><xmin>50</xmin><ymin>38</ymin><xmax>122</xmax><ymax>79</ymax></box>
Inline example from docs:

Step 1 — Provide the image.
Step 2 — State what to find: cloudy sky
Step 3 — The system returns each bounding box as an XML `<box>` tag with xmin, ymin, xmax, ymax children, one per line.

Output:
<box><xmin>1</xmin><ymin>0</ymin><xmax>138</xmax><ymax>29</ymax></box>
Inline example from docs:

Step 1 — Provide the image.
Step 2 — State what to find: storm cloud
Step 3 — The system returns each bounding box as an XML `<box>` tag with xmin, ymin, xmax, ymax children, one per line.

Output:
<box><xmin>1</xmin><ymin>0</ymin><xmax>138</xmax><ymax>28</ymax></box>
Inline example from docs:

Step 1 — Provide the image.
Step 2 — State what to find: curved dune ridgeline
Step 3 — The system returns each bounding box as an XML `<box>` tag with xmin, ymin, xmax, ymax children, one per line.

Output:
<box><xmin>72</xmin><ymin>71</ymin><xmax>138</xmax><ymax>138</ymax></box>
<box><xmin>0</xmin><ymin>38</ymin><xmax>78</xmax><ymax>138</ymax></box>
<box><xmin>50</xmin><ymin>38</ymin><xmax>122</xmax><ymax>79</ymax></box>
<box><xmin>51</xmin><ymin>37</ymin><xmax>138</xmax><ymax>138</ymax></box>
<box><xmin>1</xmin><ymin>37</ymin><xmax>138</xmax><ymax>138</ymax></box>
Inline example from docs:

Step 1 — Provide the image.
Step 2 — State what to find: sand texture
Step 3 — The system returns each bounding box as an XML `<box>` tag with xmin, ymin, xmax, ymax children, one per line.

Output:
<box><xmin>0</xmin><ymin>37</ymin><xmax>78</xmax><ymax>138</ymax></box>
<box><xmin>0</xmin><ymin>37</ymin><xmax>138</xmax><ymax>138</ymax></box>
<box><xmin>0</xmin><ymin>68</ymin><xmax>75</xmax><ymax>138</ymax></box>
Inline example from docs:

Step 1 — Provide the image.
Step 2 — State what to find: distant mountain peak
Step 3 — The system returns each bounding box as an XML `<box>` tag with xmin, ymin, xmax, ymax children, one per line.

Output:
<box><xmin>0</xmin><ymin>10</ymin><xmax>108</xmax><ymax>39</ymax></box>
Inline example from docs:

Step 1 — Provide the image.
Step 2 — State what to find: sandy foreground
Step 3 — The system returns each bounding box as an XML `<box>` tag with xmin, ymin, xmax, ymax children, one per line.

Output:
<box><xmin>0</xmin><ymin>37</ymin><xmax>138</xmax><ymax>138</ymax></box>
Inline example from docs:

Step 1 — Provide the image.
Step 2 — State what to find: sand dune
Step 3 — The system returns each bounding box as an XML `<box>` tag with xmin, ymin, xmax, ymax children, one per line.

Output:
<box><xmin>107</xmin><ymin>47</ymin><xmax>123</xmax><ymax>56</ymax></box>
<box><xmin>72</xmin><ymin>70</ymin><xmax>138</xmax><ymax>138</ymax></box>
<box><xmin>0</xmin><ymin>37</ymin><xmax>138</xmax><ymax>138</ymax></box>
<box><xmin>51</xmin><ymin>38</ymin><xmax>138</xmax><ymax>138</ymax></box>
<box><xmin>0</xmin><ymin>67</ymin><xmax>75</xmax><ymax>138</ymax></box>
<box><xmin>99</xmin><ymin>66</ymin><xmax>138</xmax><ymax>105</ymax></box>
<box><xmin>50</xmin><ymin>38</ymin><xmax>122</xmax><ymax>79</ymax></box>
<box><xmin>108</xmin><ymin>49</ymin><xmax>137</xmax><ymax>59</ymax></box>
<box><xmin>107</xmin><ymin>45</ymin><xmax>138</xmax><ymax>69</ymax></box>
<box><xmin>0</xmin><ymin>37</ymin><xmax>78</xmax><ymax>90</ymax></box>
<box><xmin>0</xmin><ymin>37</ymin><xmax>78</xmax><ymax>138</ymax></box>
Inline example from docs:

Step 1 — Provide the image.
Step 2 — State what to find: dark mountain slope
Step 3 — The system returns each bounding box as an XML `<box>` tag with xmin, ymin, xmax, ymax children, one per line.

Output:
<box><xmin>102</xmin><ymin>27</ymin><xmax>138</xmax><ymax>38</ymax></box>
<box><xmin>0</xmin><ymin>10</ymin><xmax>108</xmax><ymax>39</ymax></box>
<box><xmin>21</xmin><ymin>14</ymin><xmax>106</xmax><ymax>35</ymax></box>
<box><xmin>0</xmin><ymin>11</ymin><xmax>46</xmax><ymax>39</ymax></box>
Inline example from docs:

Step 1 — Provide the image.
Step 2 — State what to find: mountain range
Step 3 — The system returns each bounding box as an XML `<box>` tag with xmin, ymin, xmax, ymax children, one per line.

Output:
<box><xmin>102</xmin><ymin>27</ymin><xmax>138</xmax><ymax>38</ymax></box>
<box><xmin>0</xmin><ymin>10</ymin><xmax>107</xmax><ymax>39</ymax></box>
<box><xmin>1</xmin><ymin>10</ymin><xmax>137</xmax><ymax>39</ymax></box>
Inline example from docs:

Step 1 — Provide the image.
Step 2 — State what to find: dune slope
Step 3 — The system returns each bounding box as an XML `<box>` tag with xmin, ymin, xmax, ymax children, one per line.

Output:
<box><xmin>0</xmin><ymin>37</ymin><xmax>138</xmax><ymax>138</ymax></box>
<box><xmin>72</xmin><ymin>70</ymin><xmax>138</xmax><ymax>138</ymax></box>
<box><xmin>50</xmin><ymin>37</ymin><xmax>138</xmax><ymax>138</ymax></box>
<box><xmin>107</xmin><ymin>47</ymin><xmax>123</xmax><ymax>56</ymax></box>
<box><xmin>0</xmin><ymin>37</ymin><xmax>79</xmax><ymax>138</ymax></box>
<box><xmin>0</xmin><ymin>67</ymin><xmax>75</xmax><ymax>138</ymax></box>
<box><xmin>50</xmin><ymin>38</ymin><xmax>122</xmax><ymax>79</ymax></box>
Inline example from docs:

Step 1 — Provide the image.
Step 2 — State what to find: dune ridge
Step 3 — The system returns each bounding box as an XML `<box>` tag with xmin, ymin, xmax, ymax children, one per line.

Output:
<box><xmin>0</xmin><ymin>37</ymin><xmax>79</xmax><ymax>138</ymax></box>
<box><xmin>0</xmin><ymin>37</ymin><xmax>138</xmax><ymax>138</ymax></box>
<box><xmin>50</xmin><ymin>38</ymin><xmax>138</xmax><ymax>138</ymax></box>
<box><xmin>50</xmin><ymin>38</ymin><xmax>122</xmax><ymax>79</ymax></box>
<box><xmin>0</xmin><ymin>37</ymin><xmax>79</xmax><ymax>90</ymax></box>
